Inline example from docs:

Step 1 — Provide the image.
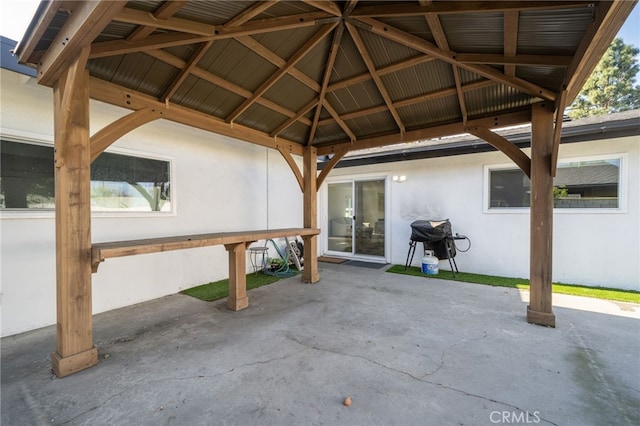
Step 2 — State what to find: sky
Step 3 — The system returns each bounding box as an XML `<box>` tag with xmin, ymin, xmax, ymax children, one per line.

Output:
<box><xmin>0</xmin><ymin>0</ymin><xmax>638</xmax><ymax>50</ymax></box>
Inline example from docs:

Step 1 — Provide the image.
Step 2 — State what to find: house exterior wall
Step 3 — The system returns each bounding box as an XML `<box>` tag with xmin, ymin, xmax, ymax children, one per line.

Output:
<box><xmin>0</xmin><ymin>69</ymin><xmax>303</xmax><ymax>337</ymax></box>
<box><xmin>320</xmin><ymin>135</ymin><xmax>639</xmax><ymax>291</ymax></box>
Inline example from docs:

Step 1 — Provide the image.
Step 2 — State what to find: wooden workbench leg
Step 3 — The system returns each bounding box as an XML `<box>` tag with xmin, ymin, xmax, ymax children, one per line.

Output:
<box><xmin>225</xmin><ymin>243</ymin><xmax>249</xmax><ymax>311</ymax></box>
<box><xmin>528</xmin><ymin>102</ymin><xmax>556</xmax><ymax>327</ymax></box>
<box><xmin>51</xmin><ymin>49</ymin><xmax>98</xmax><ymax>377</ymax></box>
<box><xmin>303</xmin><ymin>146</ymin><xmax>320</xmax><ymax>283</ymax></box>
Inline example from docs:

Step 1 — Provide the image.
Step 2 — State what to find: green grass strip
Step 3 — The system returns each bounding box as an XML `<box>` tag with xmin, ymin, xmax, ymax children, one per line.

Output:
<box><xmin>386</xmin><ymin>265</ymin><xmax>640</xmax><ymax>304</ymax></box>
<box><xmin>181</xmin><ymin>272</ymin><xmax>282</xmax><ymax>302</ymax></box>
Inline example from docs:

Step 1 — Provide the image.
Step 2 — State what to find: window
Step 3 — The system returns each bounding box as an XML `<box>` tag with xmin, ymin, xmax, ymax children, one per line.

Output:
<box><xmin>1</xmin><ymin>140</ymin><xmax>172</xmax><ymax>212</ymax></box>
<box><xmin>487</xmin><ymin>156</ymin><xmax>622</xmax><ymax>210</ymax></box>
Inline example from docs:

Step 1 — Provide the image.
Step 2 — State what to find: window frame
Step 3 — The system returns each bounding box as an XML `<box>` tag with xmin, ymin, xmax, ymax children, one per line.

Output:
<box><xmin>483</xmin><ymin>153</ymin><xmax>627</xmax><ymax>214</ymax></box>
<box><xmin>0</xmin><ymin>136</ymin><xmax>176</xmax><ymax>218</ymax></box>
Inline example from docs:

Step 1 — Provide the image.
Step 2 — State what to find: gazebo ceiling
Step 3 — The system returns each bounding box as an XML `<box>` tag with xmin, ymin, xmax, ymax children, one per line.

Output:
<box><xmin>15</xmin><ymin>0</ymin><xmax>636</xmax><ymax>156</ymax></box>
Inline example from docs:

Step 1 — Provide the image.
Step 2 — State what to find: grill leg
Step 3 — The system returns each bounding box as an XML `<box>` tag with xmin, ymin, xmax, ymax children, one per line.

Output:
<box><xmin>446</xmin><ymin>239</ymin><xmax>459</xmax><ymax>277</ymax></box>
<box><xmin>404</xmin><ymin>240</ymin><xmax>417</xmax><ymax>271</ymax></box>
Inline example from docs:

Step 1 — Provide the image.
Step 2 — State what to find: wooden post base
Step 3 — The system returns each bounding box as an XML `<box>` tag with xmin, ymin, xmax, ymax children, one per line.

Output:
<box><xmin>227</xmin><ymin>296</ymin><xmax>249</xmax><ymax>311</ymax></box>
<box><xmin>51</xmin><ymin>347</ymin><xmax>98</xmax><ymax>378</ymax></box>
<box><xmin>527</xmin><ymin>306</ymin><xmax>556</xmax><ymax>328</ymax></box>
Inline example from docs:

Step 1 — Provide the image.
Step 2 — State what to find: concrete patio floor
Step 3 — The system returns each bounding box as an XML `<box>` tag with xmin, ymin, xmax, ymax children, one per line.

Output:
<box><xmin>2</xmin><ymin>262</ymin><xmax>639</xmax><ymax>426</ymax></box>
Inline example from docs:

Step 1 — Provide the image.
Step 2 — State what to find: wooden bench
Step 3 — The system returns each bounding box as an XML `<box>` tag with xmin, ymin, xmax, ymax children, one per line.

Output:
<box><xmin>91</xmin><ymin>228</ymin><xmax>320</xmax><ymax>311</ymax></box>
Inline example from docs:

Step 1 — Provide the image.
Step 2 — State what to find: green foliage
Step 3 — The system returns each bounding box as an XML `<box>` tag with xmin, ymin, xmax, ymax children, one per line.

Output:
<box><xmin>386</xmin><ymin>265</ymin><xmax>640</xmax><ymax>303</ymax></box>
<box><xmin>569</xmin><ymin>38</ymin><xmax>640</xmax><ymax>119</ymax></box>
<box><xmin>553</xmin><ymin>185</ymin><xmax>568</xmax><ymax>199</ymax></box>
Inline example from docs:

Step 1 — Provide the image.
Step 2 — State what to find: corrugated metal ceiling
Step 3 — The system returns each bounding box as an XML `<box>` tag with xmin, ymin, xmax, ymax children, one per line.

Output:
<box><xmin>17</xmin><ymin>0</ymin><xmax>635</xmax><ymax>154</ymax></box>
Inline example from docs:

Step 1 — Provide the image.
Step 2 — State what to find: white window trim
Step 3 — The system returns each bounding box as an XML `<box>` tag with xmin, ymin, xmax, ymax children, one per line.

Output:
<box><xmin>0</xmin><ymin>134</ymin><xmax>177</xmax><ymax>219</ymax></box>
<box><xmin>483</xmin><ymin>153</ymin><xmax>628</xmax><ymax>214</ymax></box>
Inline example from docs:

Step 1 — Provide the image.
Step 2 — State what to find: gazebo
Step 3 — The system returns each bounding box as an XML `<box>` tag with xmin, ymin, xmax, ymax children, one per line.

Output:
<box><xmin>14</xmin><ymin>0</ymin><xmax>636</xmax><ymax>377</ymax></box>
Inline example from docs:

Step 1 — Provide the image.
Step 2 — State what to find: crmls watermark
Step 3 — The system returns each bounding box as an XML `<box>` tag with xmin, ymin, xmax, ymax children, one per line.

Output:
<box><xmin>490</xmin><ymin>410</ymin><xmax>541</xmax><ymax>424</ymax></box>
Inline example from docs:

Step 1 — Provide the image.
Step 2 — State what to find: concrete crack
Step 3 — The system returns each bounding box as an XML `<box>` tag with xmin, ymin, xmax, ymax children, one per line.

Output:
<box><xmin>285</xmin><ymin>333</ymin><xmax>558</xmax><ymax>425</ymax></box>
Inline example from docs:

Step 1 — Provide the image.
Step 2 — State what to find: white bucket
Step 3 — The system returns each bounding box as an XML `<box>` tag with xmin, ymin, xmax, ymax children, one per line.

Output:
<box><xmin>421</xmin><ymin>250</ymin><xmax>439</xmax><ymax>275</ymax></box>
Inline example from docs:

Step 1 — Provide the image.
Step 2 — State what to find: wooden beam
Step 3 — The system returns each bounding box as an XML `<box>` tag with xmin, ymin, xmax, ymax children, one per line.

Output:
<box><xmin>503</xmin><ymin>10</ymin><xmax>519</xmax><ymax>77</ymax></box>
<box><xmin>527</xmin><ymin>102</ymin><xmax>555</xmax><ymax>328</ymax></box>
<box><xmin>91</xmin><ymin>11</ymin><xmax>335</xmax><ymax>58</ymax></box>
<box><xmin>323</xmin><ymin>102</ymin><xmax>357</xmax><ymax>142</ymax></box>
<box><xmin>89</xmin><ymin>78</ymin><xmax>305</xmax><ymax>156</ymax></box>
<box><xmin>276</xmin><ymin>145</ymin><xmax>305</xmax><ymax>192</ymax></box>
<box><xmin>90</xmin><ymin>107</ymin><xmax>163</xmax><ymax>162</ymax></box>
<box><xmin>144</xmin><ymin>49</ymin><xmax>312</xmax><ymax>125</ymax></box>
<box><xmin>317</xmin><ymin>109</ymin><xmax>531</xmax><ymax>156</ymax></box>
<box><xmin>302</xmin><ymin>0</ymin><xmax>343</xmax><ymax>16</ymax></box>
<box><xmin>51</xmin><ymin>47</ymin><xmax>98</xmax><ymax>377</ymax></box>
<box><xmin>425</xmin><ymin>13</ymin><xmax>467</xmax><ymax>124</ymax></box>
<box><xmin>235</xmin><ymin>36</ymin><xmax>321</xmax><ymax>92</ymax></box>
<box><xmin>455</xmin><ymin>54</ymin><xmax>572</xmax><ymax>67</ymax></box>
<box><xmin>302</xmin><ymin>147</ymin><xmax>320</xmax><ymax>283</ymax></box>
<box><xmin>308</xmin><ymin>25</ymin><xmax>344</xmax><ymax>145</ymax></box>
<box><xmin>225</xmin><ymin>0</ymin><xmax>281</xmax><ymax>28</ymax></box>
<box><xmin>346</xmin><ymin>22</ymin><xmax>405</xmax><ymax>133</ymax></box>
<box><xmin>37</xmin><ymin>1</ymin><xmax>125</xmax><ymax>86</ymax></box>
<box><xmin>227</xmin><ymin>23</ymin><xmax>337</xmax><ymax>124</ymax></box>
<box><xmin>466</xmin><ymin>125</ymin><xmax>531</xmax><ymax>178</ymax></box>
<box><xmin>162</xmin><ymin>41</ymin><xmax>213</xmax><ymax>102</ymax></box>
<box><xmin>357</xmin><ymin>17</ymin><xmax>557</xmax><ymax>101</ymax></box>
<box><xmin>350</xmin><ymin>1</ymin><xmax>595</xmax><ymax>17</ymax></box>
<box><xmin>316</xmin><ymin>147</ymin><xmax>349</xmax><ymax>189</ymax></box>
<box><xmin>271</xmin><ymin>98</ymin><xmax>318</xmax><ymax>138</ymax></box>
<box><xmin>127</xmin><ymin>0</ymin><xmax>189</xmax><ymax>42</ymax></box>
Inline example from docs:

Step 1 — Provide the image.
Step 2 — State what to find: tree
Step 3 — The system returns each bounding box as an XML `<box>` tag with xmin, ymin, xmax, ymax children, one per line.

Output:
<box><xmin>569</xmin><ymin>38</ymin><xmax>640</xmax><ymax>119</ymax></box>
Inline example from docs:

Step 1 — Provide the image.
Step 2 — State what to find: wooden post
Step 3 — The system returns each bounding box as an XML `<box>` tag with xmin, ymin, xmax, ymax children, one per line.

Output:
<box><xmin>302</xmin><ymin>146</ymin><xmax>320</xmax><ymax>283</ymax></box>
<box><xmin>527</xmin><ymin>102</ymin><xmax>556</xmax><ymax>327</ymax></box>
<box><xmin>51</xmin><ymin>48</ymin><xmax>98</xmax><ymax>377</ymax></box>
<box><xmin>225</xmin><ymin>243</ymin><xmax>249</xmax><ymax>311</ymax></box>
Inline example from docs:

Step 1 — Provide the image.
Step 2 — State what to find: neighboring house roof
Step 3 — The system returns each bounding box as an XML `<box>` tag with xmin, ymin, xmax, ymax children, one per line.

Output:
<box><xmin>555</xmin><ymin>163</ymin><xmax>619</xmax><ymax>187</ymax></box>
<box><xmin>0</xmin><ymin>37</ymin><xmax>36</xmax><ymax>77</ymax></box>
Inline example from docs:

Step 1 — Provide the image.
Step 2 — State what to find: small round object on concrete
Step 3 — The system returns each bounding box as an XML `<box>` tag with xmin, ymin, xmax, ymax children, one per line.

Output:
<box><xmin>343</xmin><ymin>396</ymin><xmax>352</xmax><ymax>407</ymax></box>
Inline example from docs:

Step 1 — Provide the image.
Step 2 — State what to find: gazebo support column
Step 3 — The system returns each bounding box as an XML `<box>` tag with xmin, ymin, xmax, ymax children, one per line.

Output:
<box><xmin>51</xmin><ymin>49</ymin><xmax>98</xmax><ymax>377</ymax></box>
<box><xmin>302</xmin><ymin>146</ymin><xmax>320</xmax><ymax>283</ymax></box>
<box><xmin>527</xmin><ymin>102</ymin><xmax>556</xmax><ymax>327</ymax></box>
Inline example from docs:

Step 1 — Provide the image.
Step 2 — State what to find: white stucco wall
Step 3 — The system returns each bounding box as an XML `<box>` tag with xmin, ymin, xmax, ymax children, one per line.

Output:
<box><xmin>321</xmin><ymin>135</ymin><xmax>640</xmax><ymax>291</ymax></box>
<box><xmin>0</xmin><ymin>69</ymin><xmax>303</xmax><ymax>337</ymax></box>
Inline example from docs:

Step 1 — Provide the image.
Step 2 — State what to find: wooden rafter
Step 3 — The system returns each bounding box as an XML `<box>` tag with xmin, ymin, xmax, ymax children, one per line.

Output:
<box><xmin>270</xmin><ymin>99</ymin><xmax>318</xmax><ymax>138</ymax></box>
<box><xmin>162</xmin><ymin>41</ymin><xmax>212</xmax><ymax>102</ymax></box>
<box><xmin>234</xmin><ymin>36</ymin><xmax>320</xmax><ymax>92</ymax></box>
<box><xmin>346</xmin><ymin>22</ymin><xmax>405</xmax><ymax>133</ymax></box>
<box><xmin>144</xmin><ymin>49</ymin><xmax>312</xmax><ymax>127</ymax></box>
<box><xmin>503</xmin><ymin>10</ymin><xmax>519</xmax><ymax>76</ymax></box>
<box><xmin>357</xmin><ymin>17</ymin><xmax>557</xmax><ymax>101</ymax></box>
<box><xmin>37</xmin><ymin>1</ymin><xmax>125</xmax><ymax>85</ymax></box>
<box><xmin>308</xmin><ymin>24</ymin><xmax>345</xmax><ymax>145</ymax></box>
<box><xmin>302</xmin><ymin>0</ymin><xmax>343</xmax><ymax>16</ymax></box>
<box><xmin>425</xmin><ymin>13</ymin><xmax>467</xmax><ymax>125</ymax></box>
<box><xmin>455</xmin><ymin>54</ymin><xmax>572</xmax><ymax>67</ymax></box>
<box><xmin>323</xmin><ymin>102</ymin><xmax>357</xmax><ymax>142</ymax></box>
<box><xmin>127</xmin><ymin>0</ymin><xmax>189</xmax><ymax>42</ymax></box>
<box><xmin>225</xmin><ymin>0</ymin><xmax>281</xmax><ymax>28</ymax></box>
<box><xmin>226</xmin><ymin>22</ymin><xmax>338</xmax><ymax>124</ymax></box>
<box><xmin>327</xmin><ymin>55</ymin><xmax>435</xmax><ymax>92</ymax></box>
<box><xmin>89</xmin><ymin>78</ymin><xmax>304</xmax><ymax>156</ymax></box>
<box><xmin>92</xmin><ymin>11</ymin><xmax>334</xmax><ymax>58</ymax></box>
<box><xmin>350</xmin><ymin>1</ymin><xmax>595</xmax><ymax>17</ymax></box>
<box><xmin>318</xmin><ymin>109</ymin><xmax>531</xmax><ymax>156</ymax></box>
<box><xmin>319</xmin><ymin>79</ymin><xmax>495</xmax><ymax>126</ymax></box>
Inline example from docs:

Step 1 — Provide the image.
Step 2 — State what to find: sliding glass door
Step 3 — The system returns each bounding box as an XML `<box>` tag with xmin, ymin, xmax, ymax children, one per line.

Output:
<box><xmin>326</xmin><ymin>179</ymin><xmax>385</xmax><ymax>258</ymax></box>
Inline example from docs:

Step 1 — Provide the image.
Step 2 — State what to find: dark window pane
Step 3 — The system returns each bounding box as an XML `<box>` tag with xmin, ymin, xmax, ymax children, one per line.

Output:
<box><xmin>1</xmin><ymin>140</ymin><xmax>171</xmax><ymax>212</ymax></box>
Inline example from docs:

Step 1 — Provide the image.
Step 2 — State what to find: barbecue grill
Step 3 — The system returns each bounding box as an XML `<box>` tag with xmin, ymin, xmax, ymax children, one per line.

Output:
<box><xmin>404</xmin><ymin>219</ymin><xmax>470</xmax><ymax>276</ymax></box>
